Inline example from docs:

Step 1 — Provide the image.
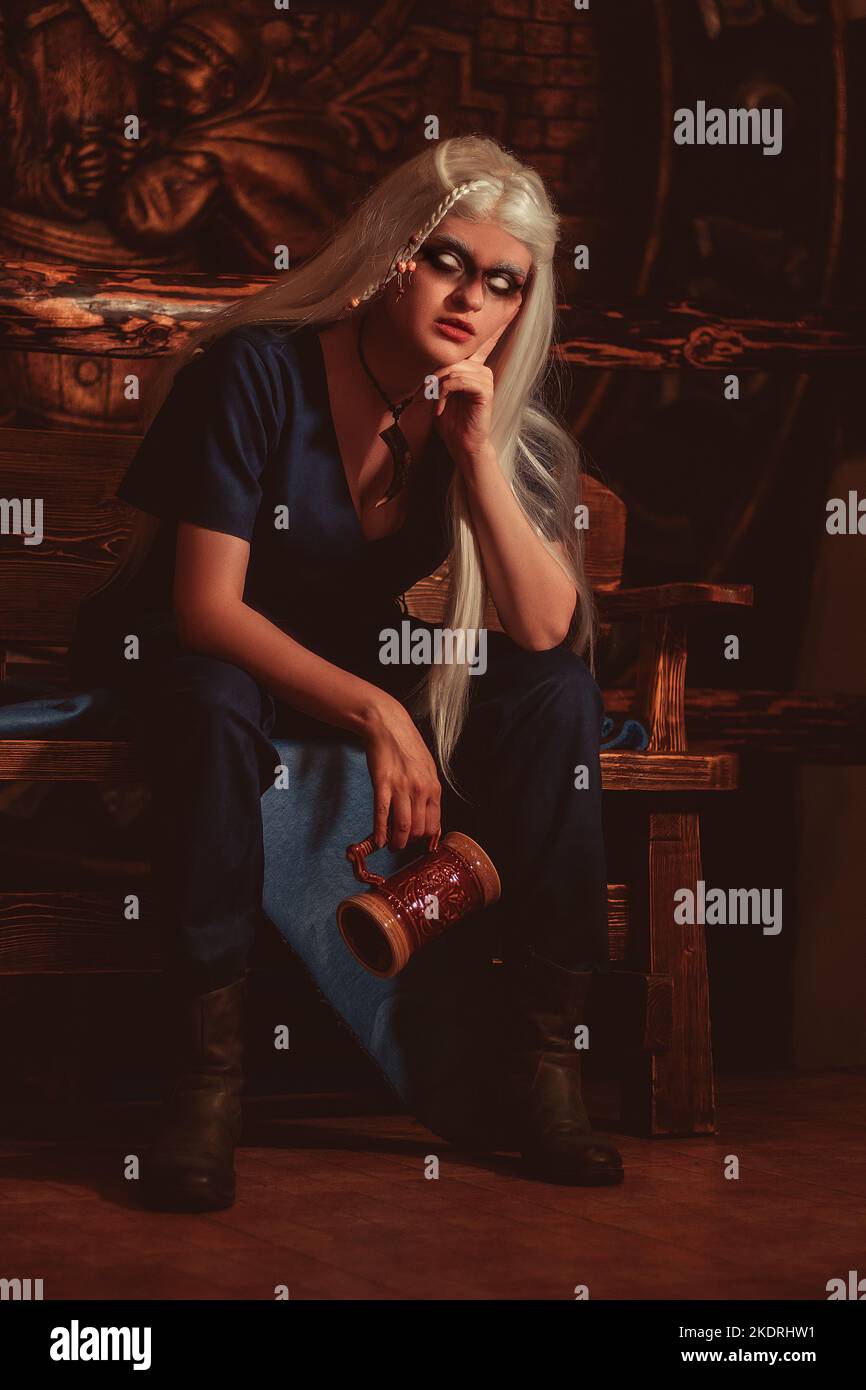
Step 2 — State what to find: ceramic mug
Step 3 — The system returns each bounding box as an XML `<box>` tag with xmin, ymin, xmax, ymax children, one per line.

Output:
<box><xmin>336</xmin><ymin>828</ymin><xmax>501</xmax><ymax>978</ymax></box>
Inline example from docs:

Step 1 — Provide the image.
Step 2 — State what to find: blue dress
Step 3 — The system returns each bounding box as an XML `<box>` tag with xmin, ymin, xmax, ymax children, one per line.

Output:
<box><xmin>70</xmin><ymin>322</ymin><xmax>455</xmax><ymax>684</ymax></box>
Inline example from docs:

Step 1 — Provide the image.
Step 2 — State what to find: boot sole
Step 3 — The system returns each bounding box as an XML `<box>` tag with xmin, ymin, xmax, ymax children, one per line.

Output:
<box><xmin>138</xmin><ymin>1177</ymin><xmax>236</xmax><ymax>1212</ymax></box>
<box><xmin>522</xmin><ymin>1157</ymin><xmax>625</xmax><ymax>1186</ymax></box>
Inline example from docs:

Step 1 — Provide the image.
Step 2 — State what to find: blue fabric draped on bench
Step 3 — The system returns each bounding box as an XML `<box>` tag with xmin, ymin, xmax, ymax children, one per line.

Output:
<box><xmin>0</xmin><ymin>678</ymin><xmax>647</xmax><ymax>1150</ymax></box>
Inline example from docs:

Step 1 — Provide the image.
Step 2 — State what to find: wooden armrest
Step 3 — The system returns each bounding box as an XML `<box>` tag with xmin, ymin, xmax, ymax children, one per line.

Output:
<box><xmin>606</xmin><ymin>584</ymin><xmax>753</xmax><ymax>754</ymax></box>
<box><xmin>597</xmin><ymin>583</ymin><xmax>753</xmax><ymax>620</ymax></box>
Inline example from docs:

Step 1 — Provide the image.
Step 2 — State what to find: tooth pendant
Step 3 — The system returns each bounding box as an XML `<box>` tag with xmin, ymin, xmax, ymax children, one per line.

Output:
<box><xmin>376</xmin><ymin>420</ymin><xmax>413</xmax><ymax>506</ymax></box>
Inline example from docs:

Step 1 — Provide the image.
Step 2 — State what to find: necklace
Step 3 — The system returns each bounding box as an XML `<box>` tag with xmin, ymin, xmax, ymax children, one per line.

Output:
<box><xmin>356</xmin><ymin>313</ymin><xmax>423</xmax><ymax>507</ymax></box>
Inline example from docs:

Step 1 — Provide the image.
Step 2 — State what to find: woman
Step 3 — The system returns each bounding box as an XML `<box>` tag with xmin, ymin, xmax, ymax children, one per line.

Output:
<box><xmin>69</xmin><ymin>133</ymin><xmax>624</xmax><ymax>1208</ymax></box>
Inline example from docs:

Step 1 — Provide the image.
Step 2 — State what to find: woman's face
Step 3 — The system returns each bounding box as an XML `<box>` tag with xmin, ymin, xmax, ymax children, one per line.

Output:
<box><xmin>382</xmin><ymin>211</ymin><xmax>532</xmax><ymax>364</ymax></box>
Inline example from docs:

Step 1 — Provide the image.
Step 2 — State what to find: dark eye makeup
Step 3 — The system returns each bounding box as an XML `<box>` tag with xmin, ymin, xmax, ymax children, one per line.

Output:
<box><xmin>421</xmin><ymin>242</ymin><xmax>526</xmax><ymax>297</ymax></box>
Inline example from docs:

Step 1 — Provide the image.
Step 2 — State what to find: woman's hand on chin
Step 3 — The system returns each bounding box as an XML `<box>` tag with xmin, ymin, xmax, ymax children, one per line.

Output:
<box><xmin>431</xmin><ymin>321</ymin><xmax>509</xmax><ymax>473</ymax></box>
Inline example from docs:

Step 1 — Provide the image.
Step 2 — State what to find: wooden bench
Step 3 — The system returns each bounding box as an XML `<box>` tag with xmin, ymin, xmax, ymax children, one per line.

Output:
<box><xmin>0</xmin><ymin>420</ymin><xmax>753</xmax><ymax>1137</ymax></box>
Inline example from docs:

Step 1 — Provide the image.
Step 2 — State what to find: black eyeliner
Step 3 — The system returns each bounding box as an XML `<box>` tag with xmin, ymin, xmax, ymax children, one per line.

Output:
<box><xmin>424</xmin><ymin>236</ymin><xmax>527</xmax><ymax>286</ymax></box>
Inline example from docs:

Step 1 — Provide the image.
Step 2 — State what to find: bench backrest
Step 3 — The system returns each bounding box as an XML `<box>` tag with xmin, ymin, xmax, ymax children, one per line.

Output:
<box><xmin>0</xmin><ymin>424</ymin><xmax>626</xmax><ymax>649</ymax></box>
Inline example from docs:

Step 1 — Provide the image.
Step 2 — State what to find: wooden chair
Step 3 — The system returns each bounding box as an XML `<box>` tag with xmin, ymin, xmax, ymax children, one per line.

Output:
<box><xmin>0</xmin><ymin>423</ymin><xmax>752</xmax><ymax>1136</ymax></box>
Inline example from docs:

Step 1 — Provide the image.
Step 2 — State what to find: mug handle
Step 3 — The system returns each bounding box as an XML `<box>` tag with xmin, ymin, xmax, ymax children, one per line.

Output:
<box><xmin>346</xmin><ymin>828</ymin><xmax>442</xmax><ymax>885</ymax></box>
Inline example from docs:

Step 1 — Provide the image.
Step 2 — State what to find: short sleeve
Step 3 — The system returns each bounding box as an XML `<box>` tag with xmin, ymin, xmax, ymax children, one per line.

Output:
<box><xmin>116</xmin><ymin>330</ymin><xmax>284</xmax><ymax>541</ymax></box>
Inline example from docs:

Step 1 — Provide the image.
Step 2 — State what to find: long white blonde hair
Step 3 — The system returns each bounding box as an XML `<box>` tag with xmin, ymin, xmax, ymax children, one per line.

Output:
<box><xmin>93</xmin><ymin>134</ymin><xmax>596</xmax><ymax>799</ymax></box>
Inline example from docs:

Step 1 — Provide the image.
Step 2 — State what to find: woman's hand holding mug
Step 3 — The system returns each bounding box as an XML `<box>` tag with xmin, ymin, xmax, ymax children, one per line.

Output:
<box><xmin>362</xmin><ymin>698</ymin><xmax>442</xmax><ymax>851</ymax></box>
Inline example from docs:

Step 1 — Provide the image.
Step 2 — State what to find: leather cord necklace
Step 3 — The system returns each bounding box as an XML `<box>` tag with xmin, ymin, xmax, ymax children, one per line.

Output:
<box><xmin>356</xmin><ymin>312</ymin><xmax>424</xmax><ymax>507</ymax></box>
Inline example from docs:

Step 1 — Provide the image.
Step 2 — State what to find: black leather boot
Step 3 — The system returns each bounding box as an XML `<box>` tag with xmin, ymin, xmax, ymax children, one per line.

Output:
<box><xmin>139</xmin><ymin>971</ymin><xmax>247</xmax><ymax>1212</ymax></box>
<box><xmin>503</xmin><ymin>945</ymin><xmax>624</xmax><ymax>1185</ymax></box>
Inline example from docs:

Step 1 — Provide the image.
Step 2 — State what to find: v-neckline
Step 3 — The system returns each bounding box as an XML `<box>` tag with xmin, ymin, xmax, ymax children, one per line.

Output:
<box><xmin>311</xmin><ymin>325</ymin><xmax>434</xmax><ymax>546</ymax></box>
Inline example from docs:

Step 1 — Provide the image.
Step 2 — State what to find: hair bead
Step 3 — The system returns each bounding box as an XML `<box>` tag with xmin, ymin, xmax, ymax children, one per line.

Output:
<box><xmin>344</xmin><ymin>179</ymin><xmax>494</xmax><ymax>312</ymax></box>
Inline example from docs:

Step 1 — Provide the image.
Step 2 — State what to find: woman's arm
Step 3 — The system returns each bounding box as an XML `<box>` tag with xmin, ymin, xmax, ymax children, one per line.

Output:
<box><xmin>174</xmin><ymin>521</ymin><xmax>389</xmax><ymax>735</ymax></box>
<box><xmin>434</xmin><ymin>331</ymin><xmax>578</xmax><ymax>651</ymax></box>
<box><xmin>459</xmin><ymin>445</ymin><xmax>578</xmax><ymax>651</ymax></box>
<box><xmin>173</xmin><ymin>522</ymin><xmax>442</xmax><ymax>850</ymax></box>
